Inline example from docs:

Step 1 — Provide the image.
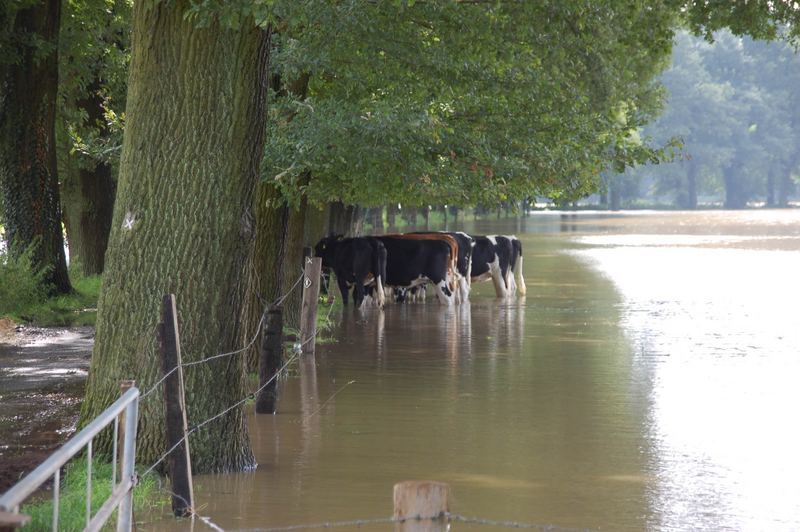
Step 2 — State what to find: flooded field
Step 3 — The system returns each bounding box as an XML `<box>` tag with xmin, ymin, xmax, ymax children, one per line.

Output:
<box><xmin>141</xmin><ymin>209</ymin><xmax>800</xmax><ymax>531</ymax></box>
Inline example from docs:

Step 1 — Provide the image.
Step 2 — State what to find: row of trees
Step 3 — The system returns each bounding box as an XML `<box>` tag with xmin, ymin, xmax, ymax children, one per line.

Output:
<box><xmin>2</xmin><ymin>0</ymin><xmax>799</xmax><ymax>471</ymax></box>
<box><xmin>605</xmin><ymin>30</ymin><xmax>800</xmax><ymax>209</ymax></box>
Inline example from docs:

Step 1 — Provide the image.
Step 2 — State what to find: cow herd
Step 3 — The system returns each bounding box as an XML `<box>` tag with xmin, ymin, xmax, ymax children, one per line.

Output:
<box><xmin>314</xmin><ymin>231</ymin><xmax>526</xmax><ymax>308</ymax></box>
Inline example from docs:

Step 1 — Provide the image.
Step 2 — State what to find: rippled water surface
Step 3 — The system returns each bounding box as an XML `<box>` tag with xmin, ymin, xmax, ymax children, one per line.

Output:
<box><xmin>147</xmin><ymin>210</ymin><xmax>800</xmax><ymax>531</ymax></box>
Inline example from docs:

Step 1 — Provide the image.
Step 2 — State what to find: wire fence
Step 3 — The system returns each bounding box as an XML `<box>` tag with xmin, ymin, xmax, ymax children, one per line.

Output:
<box><xmin>233</xmin><ymin>514</ymin><xmax>596</xmax><ymax>532</ymax></box>
<box><xmin>126</xmin><ymin>267</ymin><xmax>594</xmax><ymax>532</ymax></box>
<box><xmin>139</xmin><ymin>271</ymin><xmax>305</xmax><ymax>401</ymax></box>
<box><xmin>136</xmin><ymin>270</ymin><xmax>310</xmax><ymax>478</ymax></box>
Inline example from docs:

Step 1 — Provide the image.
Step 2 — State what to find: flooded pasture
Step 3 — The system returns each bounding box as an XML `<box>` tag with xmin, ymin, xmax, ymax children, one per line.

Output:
<box><xmin>142</xmin><ymin>209</ymin><xmax>800</xmax><ymax>532</ymax></box>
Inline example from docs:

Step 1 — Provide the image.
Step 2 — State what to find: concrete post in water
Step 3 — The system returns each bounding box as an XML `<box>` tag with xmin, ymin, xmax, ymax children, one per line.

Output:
<box><xmin>393</xmin><ymin>481</ymin><xmax>450</xmax><ymax>532</ymax></box>
<box><xmin>256</xmin><ymin>305</ymin><xmax>283</xmax><ymax>414</ymax></box>
<box><xmin>158</xmin><ymin>294</ymin><xmax>195</xmax><ymax>518</ymax></box>
<box><xmin>299</xmin><ymin>256</ymin><xmax>322</xmax><ymax>354</ymax></box>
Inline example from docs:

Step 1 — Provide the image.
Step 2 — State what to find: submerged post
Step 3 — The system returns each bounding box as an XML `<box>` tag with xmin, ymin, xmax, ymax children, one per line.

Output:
<box><xmin>299</xmin><ymin>256</ymin><xmax>322</xmax><ymax>354</ymax></box>
<box><xmin>256</xmin><ymin>305</ymin><xmax>283</xmax><ymax>414</ymax></box>
<box><xmin>393</xmin><ymin>481</ymin><xmax>450</xmax><ymax>532</ymax></box>
<box><xmin>158</xmin><ymin>294</ymin><xmax>195</xmax><ymax>518</ymax></box>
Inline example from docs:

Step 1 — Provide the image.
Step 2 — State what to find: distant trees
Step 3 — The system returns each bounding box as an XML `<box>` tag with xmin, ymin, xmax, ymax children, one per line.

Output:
<box><xmin>263</xmin><ymin>1</ymin><xmax>678</xmax><ymax>210</ymax></box>
<box><xmin>609</xmin><ymin>31</ymin><xmax>800</xmax><ymax>208</ymax></box>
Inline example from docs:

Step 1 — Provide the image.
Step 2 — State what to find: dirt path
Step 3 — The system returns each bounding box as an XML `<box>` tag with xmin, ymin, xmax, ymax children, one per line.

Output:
<box><xmin>0</xmin><ymin>323</ymin><xmax>92</xmax><ymax>492</ymax></box>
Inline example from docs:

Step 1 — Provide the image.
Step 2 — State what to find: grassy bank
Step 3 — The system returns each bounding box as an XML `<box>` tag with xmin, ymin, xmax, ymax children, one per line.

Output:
<box><xmin>21</xmin><ymin>458</ymin><xmax>167</xmax><ymax>530</ymax></box>
<box><xmin>0</xmin><ymin>245</ymin><xmax>101</xmax><ymax>327</ymax></box>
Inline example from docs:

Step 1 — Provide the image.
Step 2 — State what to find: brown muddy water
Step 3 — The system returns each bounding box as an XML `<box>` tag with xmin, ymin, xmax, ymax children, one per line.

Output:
<box><xmin>140</xmin><ymin>209</ymin><xmax>800</xmax><ymax>532</ymax></box>
<box><xmin>5</xmin><ymin>210</ymin><xmax>800</xmax><ymax>531</ymax></box>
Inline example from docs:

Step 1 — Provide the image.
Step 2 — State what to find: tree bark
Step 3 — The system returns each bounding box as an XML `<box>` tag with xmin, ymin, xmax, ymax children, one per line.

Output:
<box><xmin>60</xmin><ymin>83</ymin><xmax>116</xmax><ymax>275</ymax></box>
<box><xmin>327</xmin><ymin>201</ymin><xmax>363</xmax><ymax>236</ymax></box>
<box><xmin>280</xmin><ymin>200</ymin><xmax>307</xmax><ymax>330</ymax></box>
<box><xmin>81</xmin><ymin>2</ymin><xmax>271</xmax><ymax>472</ymax></box>
<box><xmin>244</xmin><ymin>183</ymin><xmax>288</xmax><ymax>372</ymax></box>
<box><xmin>0</xmin><ymin>0</ymin><xmax>71</xmax><ymax>294</ymax></box>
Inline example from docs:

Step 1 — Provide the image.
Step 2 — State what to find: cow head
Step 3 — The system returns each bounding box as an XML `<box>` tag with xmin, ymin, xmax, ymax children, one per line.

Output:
<box><xmin>314</xmin><ymin>235</ymin><xmax>343</xmax><ymax>268</ymax></box>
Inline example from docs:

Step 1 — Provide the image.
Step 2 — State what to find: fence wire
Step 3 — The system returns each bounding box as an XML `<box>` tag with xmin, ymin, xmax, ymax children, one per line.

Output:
<box><xmin>138</xmin><ymin>271</ymin><xmax>305</xmax><ymax>401</ymax></box>
<box><xmin>237</xmin><ymin>513</ymin><xmax>595</xmax><ymax>532</ymax></box>
<box><xmin>138</xmin><ymin>351</ymin><xmax>300</xmax><ymax>480</ymax></box>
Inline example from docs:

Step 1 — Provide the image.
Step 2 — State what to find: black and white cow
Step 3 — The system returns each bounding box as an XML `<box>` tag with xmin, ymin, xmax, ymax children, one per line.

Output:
<box><xmin>314</xmin><ymin>235</ymin><xmax>387</xmax><ymax>308</ymax></box>
<box><xmin>410</xmin><ymin>231</ymin><xmax>474</xmax><ymax>301</ymax></box>
<box><xmin>469</xmin><ymin>235</ymin><xmax>526</xmax><ymax>297</ymax></box>
<box><xmin>470</xmin><ymin>235</ymin><xmax>513</xmax><ymax>297</ymax></box>
<box><xmin>375</xmin><ymin>236</ymin><xmax>456</xmax><ymax>305</ymax></box>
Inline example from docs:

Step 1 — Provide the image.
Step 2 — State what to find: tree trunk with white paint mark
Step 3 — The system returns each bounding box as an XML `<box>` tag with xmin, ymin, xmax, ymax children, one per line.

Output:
<box><xmin>80</xmin><ymin>1</ymin><xmax>270</xmax><ymax>472</ymax></box>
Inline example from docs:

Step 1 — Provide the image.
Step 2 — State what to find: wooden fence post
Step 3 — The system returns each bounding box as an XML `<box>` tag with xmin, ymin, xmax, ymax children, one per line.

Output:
<box><xmin>158</xmin><ymin>294</ymin><xmax>195</xmax><ymax>518</ymax></box>
<box><xmin>393</xmin><ymin>481</ymin><xmax>450</xmax><ymax>532</ymax></box>
<box><xmin>299</xmin><ymin>256</ymin><xmax>322</xmax><ymax>354</ymax></box>
<box><xmin>256</xmin><ymin>305</ymin><xmax>283</xmax><ymax>414</ymax></box>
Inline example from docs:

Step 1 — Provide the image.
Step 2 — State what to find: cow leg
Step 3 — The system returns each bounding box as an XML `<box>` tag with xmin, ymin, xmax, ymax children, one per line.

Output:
<box><xmin>353</xmin><ymin>280</ymin><xmax>366</xmax><ymax>309</ymax></box>
<box><xmin>489</xmin><ymin>256</ymin><xmax>508</xmax><ymax>298</ymax></box>
<box><xmin>458</xmin><ymin>276</ymin><xmax>470</xmax><ymax>301</ymax></box>
<box><xmin>515</xmin><ymin>256</ymin><xmax>527</xmax><ymax>296</ymax></box>
<box><xmin>375</xmin><ymin>276</ymin><xmax>385</xmax><ymax>308</ymax></box>
<box><xmin>507</xmin><ymin>269</ymin><xmax>517</xmax><ymax>294</ymax></box>
<box><xmin>433</xmin><ymin>279</ymin><xmax>454</xmax><ymax>306</ymax></box>
<box><xmin>336</xmin><ymin>276</ymin><xmax>350</xmax><ymax>305</ymax></box>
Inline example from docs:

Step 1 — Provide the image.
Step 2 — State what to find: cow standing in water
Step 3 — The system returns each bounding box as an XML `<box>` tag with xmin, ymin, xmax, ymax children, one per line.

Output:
<box><xmin>410</xmin><ymin>231</ymin><xmax>475</xmax><ymax>301</ymax></box>
<box><xmin>374</xmin><ymin>236</ymin><xmax>456</xmax><ymax>305</ymax></box>
<box><xmin>469</xmin><ymin>235</ymin><xmax>526</xmax><ymax>297</ymax></box>
<box><xmin>314</xmin><ymin>236</ymin><xmax>387</xmax><ymax>309</ymax></box>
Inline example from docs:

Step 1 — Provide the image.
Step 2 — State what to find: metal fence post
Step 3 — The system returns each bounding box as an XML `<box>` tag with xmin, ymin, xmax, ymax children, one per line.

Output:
<box><xmin>116</xmin><ymin>396</ymin><xmax>138</xmax><ymax>532</ymax></box>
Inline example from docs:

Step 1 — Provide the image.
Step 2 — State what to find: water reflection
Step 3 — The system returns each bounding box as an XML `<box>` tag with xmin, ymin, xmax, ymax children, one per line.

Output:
<box><xmin>145</xmin><ymin>210</ymin><xmax>800</xmax><ymax>532</ymax></box>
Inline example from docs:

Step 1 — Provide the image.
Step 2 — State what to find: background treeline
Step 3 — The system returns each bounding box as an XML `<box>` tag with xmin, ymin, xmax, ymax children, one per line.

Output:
<box><xmin>3</xmin><ymin>0</ymin><xmax>800</xmax><ymax>470</ymax></box>
<box><xmin>604</xmin><ymin>30</ymin><xmax>800</xmax><ymax>209</ymax></box>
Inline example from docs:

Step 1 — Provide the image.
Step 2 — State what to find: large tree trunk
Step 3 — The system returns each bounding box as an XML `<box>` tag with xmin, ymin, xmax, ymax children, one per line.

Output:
<box><xmin>243</xmin><ymin>184</ymin><xmax>288</xmax><ymax>372</ymax></box>
<box><xmin>81</xmin><ymin>2</ymin><xmax>271</xmax><ymax>472</ymax></box>
<box><xmin>723</xmin><ymin>170</ymin><xmax>746</xmax><ymax>209</ymax></box>
<box><xmin>0</xmin><ymin>0</ymin><xmax>71</xmax><ymax>294</ymax></box>
<box><xmin>61</xmin><ymin>83</ymin><xmax>116</xmax><ymax>276</ymax></box>
<box><xmin>327</xmin><ymin>201</ymin><xmax>364</xmax><ymax>236</ymax></box>
<box><xmin>61</xmin><ymin>159</ymin><xmax>116</xmax><ymax>275</ymax></box>
<box><xmin>280</xmin><ymin>200</ymin><xmax>307</xmax><ymax>330</ymax></box>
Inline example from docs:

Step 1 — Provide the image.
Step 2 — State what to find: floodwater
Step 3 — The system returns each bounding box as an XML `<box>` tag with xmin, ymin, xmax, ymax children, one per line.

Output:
<box><xmin>146</xmin><ymin>210</ymin><xmax>800</xmax><ymax>531</ymax></box>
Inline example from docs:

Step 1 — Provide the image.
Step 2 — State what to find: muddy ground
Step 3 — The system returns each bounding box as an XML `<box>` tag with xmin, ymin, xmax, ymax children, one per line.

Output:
<box><xmin>0</xmin><ymin>320</ymin><xmax>92</xmax><ymax>492</ymax></box>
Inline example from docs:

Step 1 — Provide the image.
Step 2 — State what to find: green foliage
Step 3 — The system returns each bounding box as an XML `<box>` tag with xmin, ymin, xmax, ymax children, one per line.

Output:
<box><xmin>262</xmin><ymin>0</ymin><xmax>680</xmax><ymax>208</ymax></box>
<box><xmin>683</xmin><ymin>1</ymin><xmax>800</xmax><ymax>44</ymax></box>
<box><xmin>11</xmin><ymin>274</ymin><xmax>100</xmax><ymax>326</ymax></box>
<box><xmin>22</xmin><ymin>458</ymin><xmax>166</xmax><ymax>531</ymax></box>
<box><xmin>614</xmin><ymin>30</ymin><xmax>800</xmax><ymax>208</ymax></box>
<box><xmin>58</xmin><ymin>0</ymin><xmax>131</xmax><ymax>169</ymax></box>
<box><xmin>0</xmin><ymin>241</ymin><xmax>50</xmax><ymax>316</ymax></box>
<box><xmin>0</xmin><ymin>241</ymin><xmax>101</xmax><ymax>324</ymax></box>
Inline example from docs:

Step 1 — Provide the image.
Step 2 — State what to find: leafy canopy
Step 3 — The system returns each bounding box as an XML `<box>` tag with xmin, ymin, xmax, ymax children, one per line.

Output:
<box><xmin>259</xmin><ymin>1</ymin><xmax>680</xmax><ymax>207</ymax></box>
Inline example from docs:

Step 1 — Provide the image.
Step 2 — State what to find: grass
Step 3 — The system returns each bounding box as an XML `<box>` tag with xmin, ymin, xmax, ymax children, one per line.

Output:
<box><xmin>1</xmin><ymin>242</ymin><xmax>102</xmax><ymax>327</ymax></box>
<box><xmin>7</xmin><ymin>274</ymin><xmax>102</xmax><ymax>327</ymax></box>
<box><xmin>21</xmin><ymin>457</ymin><xmax>167</xmax><ymax>531</ymax></box>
